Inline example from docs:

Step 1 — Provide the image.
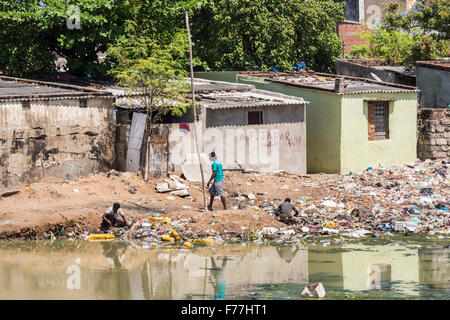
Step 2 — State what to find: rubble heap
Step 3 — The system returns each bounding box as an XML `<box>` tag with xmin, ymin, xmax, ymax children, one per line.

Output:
<box><xmin>104</xmin><ymin>159</ymin><xmax>449</xmax><ymax>244</ymax></box>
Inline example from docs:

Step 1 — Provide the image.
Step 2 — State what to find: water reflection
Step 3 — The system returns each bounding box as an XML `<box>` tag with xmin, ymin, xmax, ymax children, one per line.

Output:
<box><xmin>276</xmin><ymin>245</ymin><xmax>301</xmax><ymax>263</ymax></box>
<box><xmin>209</xmin><ymin>257</ymin><xmax>227</xmax><ymax>300</ymax></box>
<box><xmin>0</xmin><ymin>241</ymin><xmax>448</xmax><ymax>299</ymax></box>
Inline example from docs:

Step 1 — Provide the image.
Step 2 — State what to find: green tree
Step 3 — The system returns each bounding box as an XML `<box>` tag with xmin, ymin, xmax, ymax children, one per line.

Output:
<box><xmin>350</xmin><ymin>0</ymin><xmax>449</xmax><ymax>67</ymax></box>
<box><xmin>0</xmin><ymin>0</ymin><xmax>59</xmax><ymax>77</ymax></box>
<box><xmin>0</xmin><ymin>0</ymin><xmax>202</xmax><ymax>78</ymax></box>
<box><xmin>383</xmin><ymin>0</ymin><xmax>449</xmax><ymax>40</ymax></box>
<box><xmin>107</xmin><ymin>21</ymin><xmax>191</xmax><ymax>133</ymax></box>
<box><xmin>191</xmin><ymin>0</ymin><xmax>345</xmax><ymax>73</ymax></box>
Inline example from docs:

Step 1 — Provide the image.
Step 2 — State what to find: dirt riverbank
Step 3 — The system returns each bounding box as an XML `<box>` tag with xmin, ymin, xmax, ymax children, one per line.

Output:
<box><xmin>1</xmin><ymin>159</ymin><xmax>449</xmax><ymax>241</ymax></box>
<box><xmin>0</xmin><ymin>169</ymin><xmax>331</xmax><ymax>239</ymax></box>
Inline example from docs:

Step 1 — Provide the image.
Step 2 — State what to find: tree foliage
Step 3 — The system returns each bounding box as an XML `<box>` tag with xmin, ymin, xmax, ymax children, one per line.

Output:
<box><xmin>350</xmin><ymin>0</ymin><xmax>449</xmax><ymax>67</ymax></box>
<box><xmin>191</xmin><ymin>0</ymin><xmax>345</xmax><ymax>73</ymax></box>
<box><xmin>107</xmin><ymin>21</ymin><xmax>191</xmax><ymax>132</ymax></box>
<box><xmin>0</xmin><ymin>0</ymin><xmax>202</xmax><ymax>78</ymax></box>
<box><xmin>0</xmin><ymin>0</ymin><xmax>345</xmax><ymax>78</ymax></box>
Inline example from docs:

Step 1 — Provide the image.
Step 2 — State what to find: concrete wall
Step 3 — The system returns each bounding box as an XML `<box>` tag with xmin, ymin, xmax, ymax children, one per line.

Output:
<box><xmin>0</xmin><ymin>98</ymin><xmax>115</xmax><ymax>192</ymax></box>
<box><xmin>116</xmin><ymin>104</ymin><xmax>307</xmax><ymax>175</ymax></box>
<box><xmin>417</xmin><ymin>108</ymin><xmax>450</xmax><ymax>160</ymax></box>
<box><xmin>334</xmin><ymin>0</ymin><xmax>360</xmax><ymax>21</ymax></box>
<box><xmin>336</xmin><ymin>59</ymin><xmax>416</xmax><ymax>86</ymax></box>
<box><xmin>201</xmin><ymin>109</ymin><xmax>307</xmax><ymax>175</ymax></box>
<box><xmin>416</xmin><ymin>66</ymin><xmax>450</xmax><ymax>109</ymax></box>
<box><xmin>205</xmin><ymin>104</ymin><xmax>304</xmax><ymax>127</ymax></box>
<box><xmin>340</xmin><ymin>92</ymin><xmax>418</xmax><ymax>174</ymax></box>
<box><xmin>115</xmin><ymin>123</ymin><xmax>130</xmax><ymax>172</ymax></box>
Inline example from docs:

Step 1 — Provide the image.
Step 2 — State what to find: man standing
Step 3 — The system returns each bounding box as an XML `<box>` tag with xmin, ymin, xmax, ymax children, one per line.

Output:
<box><xmin>276</xmin><ymin>198</ymin><xmax>299</xmax><ymax>224</ymax></box>
<box><xmin>101</xmin><ymin>202</ymin><xmax>130</xmax><ymax>231</ymax></box>
<box><xmin>206</xmin><ymin>152</ymin><xmax>227</xmax><ymax>211</ymax></box>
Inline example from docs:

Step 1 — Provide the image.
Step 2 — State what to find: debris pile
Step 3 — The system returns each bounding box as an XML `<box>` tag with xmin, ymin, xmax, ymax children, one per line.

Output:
<box><xmin>156</xmin><ymin>175</ymin><xmax>191</xmax><ymax>198</ymax></box>
<box><xmin>109</xmin><ymin>214</ymin><xmax>221</xmax><ymax>247</ymax></box>
<box><xmin>230</xmin><ymin>159</ymin><xmax>449</xmax><ymax>239</ymax></box>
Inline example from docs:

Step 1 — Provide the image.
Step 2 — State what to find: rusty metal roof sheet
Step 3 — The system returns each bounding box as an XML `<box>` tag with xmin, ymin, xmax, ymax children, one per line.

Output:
<box><xmin>237</xmin><ymin>71</ymin><xmax>419</xmax><ymax>95</ymax></box>
<box><xmin>0</xmin><ymin>76</ymin><xmax>112</xmax><ymax>101</ymax></box>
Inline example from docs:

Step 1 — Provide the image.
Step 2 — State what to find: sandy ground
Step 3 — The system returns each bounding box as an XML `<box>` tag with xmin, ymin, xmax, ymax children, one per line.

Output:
<box><xmin>0</xmin><ymin>170</ymin><xmax>334</xmax><ymax>239</ymax></box>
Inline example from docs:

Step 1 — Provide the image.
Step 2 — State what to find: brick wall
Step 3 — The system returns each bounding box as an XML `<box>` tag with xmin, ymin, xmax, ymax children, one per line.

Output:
<box><xmin>337</xmin><ymin>22</ymin><xmax>369</xmax><ymax>55</ymax></box>
<box><xmin>417</xmin><ymin>109</ymin><xmax>450</xmax><ymax>160</ymax></box>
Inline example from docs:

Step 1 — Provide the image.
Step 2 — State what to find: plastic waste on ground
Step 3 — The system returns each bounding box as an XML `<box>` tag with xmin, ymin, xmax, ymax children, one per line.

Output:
<box><xmin>301</xmin><ymin>282</ymin><xmax>326</xmax><ymax>298</ymax></box>
<box><xmin>88</xmin><ymin>234</ymin><xmax>115</xmax><ymax>241</ymax></box>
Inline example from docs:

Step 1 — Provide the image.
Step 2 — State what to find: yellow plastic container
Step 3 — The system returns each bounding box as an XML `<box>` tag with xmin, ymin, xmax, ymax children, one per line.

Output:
<box><xmin>150</xmin><ymin>217</ymin><xmax>170</xmax><ymax>224</ymax></box>
<box><xmin>325</xmin><ymin>221</ymin><xmax>338</xmax><ymax>228</ymax></box>
<box><xmin>161</xmin><ymin>234</ymin><xmax>175</xmax><ymax>242</ymax></box>
<box><xmin>190</xmin><ymin>237</ymin><xmax>214</xmax><ymax>245</ymax></box>
<box><xmin>183</xmin><ymin>241</ymin><xmax>193</xmax><ymax>248</ymax></box>
<box><xmin>88</xmin><ymin>234</ymin><xmax>115</xmax><ymax>242</ymax></box>
<box><xmin>170</xmin><ymin>228</ymin><xmax>181</xmax><ymax>241</ymax></box>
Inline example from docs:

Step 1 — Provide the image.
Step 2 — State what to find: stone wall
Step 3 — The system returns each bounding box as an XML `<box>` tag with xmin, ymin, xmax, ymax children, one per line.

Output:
<box><xmin>0</xmin><ymin>98</ymin><xmax>115</xmax><ymax>193</ymax></box>
<box><xmin>417</xmin><ymin>109</ymin><xmax>450</xmax><ymax>160</ymax></box>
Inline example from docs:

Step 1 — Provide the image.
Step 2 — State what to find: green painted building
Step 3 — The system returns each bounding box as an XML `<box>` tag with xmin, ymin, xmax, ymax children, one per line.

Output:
<box><xmin>195</xmin><ymin>71</ymin><xmax>419</xmax><ymax>174</ymax></box>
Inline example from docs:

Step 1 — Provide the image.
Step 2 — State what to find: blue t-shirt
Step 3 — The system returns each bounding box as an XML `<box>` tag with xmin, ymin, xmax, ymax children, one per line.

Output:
<box><xmin>212</xmin><ymin>160</ymin><xmax>224</xmax><ymax>182</ymax></box>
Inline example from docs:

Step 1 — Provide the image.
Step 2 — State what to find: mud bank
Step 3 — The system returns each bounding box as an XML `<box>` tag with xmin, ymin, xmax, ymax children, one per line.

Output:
<box><xmin>1</xmin><ymin>159</ymin><xmax>449</xmax><ymax>241</ymax></box>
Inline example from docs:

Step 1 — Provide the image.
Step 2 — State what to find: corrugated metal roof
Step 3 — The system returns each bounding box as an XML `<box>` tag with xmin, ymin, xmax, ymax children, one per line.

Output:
<box><xmin>0</xmin><ymin>76</ymin><xmax>112</xmax><ymax>101</ymax></box>
<box><xmin>197</xmin><ymin>88</ymin><xmax>307</xmax><ymax>109</ymax></box>
<box><xmin>0</xmin><ymin>94</ymin><xmax>114</xmax><ymax>103</ymax></box>
<box><xmin>237</xmin><ymin>71</ymin><xmax>418</xmax><ymax>95</ymax></box>
<box><xmin>113</xmin><ymin>79</ymin><xmax>308</xmax><ymax>109</ymax></box>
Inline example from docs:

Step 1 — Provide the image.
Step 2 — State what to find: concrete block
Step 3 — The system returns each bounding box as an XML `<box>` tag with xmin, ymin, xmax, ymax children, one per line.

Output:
<box><xmin>181</xmin><ymin>153</ymin><xmax>212</xmax><ymax>182</ymax></box>
<box><xmin>425</xmin><ymin>124</ymin><xmax>436</xmax><ymax>133</ymax></box>
<box><xmin>431</xmin><ymin>151</ymin><xmax>447</xmax><ymax>158</ymax></box>
<box><xmin>430</xmin><ymin>146</ymin><xmax>443</xmax><ymax>152</ymax></box>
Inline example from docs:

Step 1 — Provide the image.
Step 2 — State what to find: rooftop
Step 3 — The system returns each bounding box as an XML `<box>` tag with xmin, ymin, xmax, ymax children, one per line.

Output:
<box><xmin>194</xmin><ymin>79</ymin><xmax>307</xmax><ymax>109</ymax></box>
<box><xmin>0</xmin><ymin>76</ymin><xmax>112</xmax><ymax>102</ymax></box>
<box><xmin>416</xmin><ymin>59</ymin><xmax>450</xmax><ymax>72</ymax></box>
<box><xmin>237</xmin><ymin>71</ymin><xmax>418</xmax><ymax>94</ymax></box>
<box><xmin>107</xmin><ymin>79</ymin><xmax>307</xmax><ymax>110</ymax></box>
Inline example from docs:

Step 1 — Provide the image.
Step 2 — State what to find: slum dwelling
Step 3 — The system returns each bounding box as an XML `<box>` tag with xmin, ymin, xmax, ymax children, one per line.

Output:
<box><xmin>0</xmin><ymin>76</ymin><xmax>115</xmax><ymax>194</ymax></box>
<box><xmin>113</xmin><ymin>79</ymin><xmax>309</xmax><ymax>180</ymax></box>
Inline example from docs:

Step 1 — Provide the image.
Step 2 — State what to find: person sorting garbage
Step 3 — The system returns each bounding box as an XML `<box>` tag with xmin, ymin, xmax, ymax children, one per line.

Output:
<box><xmin>100</xmin><ymin>202</ymin><xmax>130</xmax><ymax>231</ymax></box>
<box><xmin>276</xmin><ymin>198</ymin><xmax>299</xmax><ymax>224</ymax></box>
<box><xmin>206</xmin><ymin>152</ymin><xmax>227</xmax><ymax>211</ymax></box>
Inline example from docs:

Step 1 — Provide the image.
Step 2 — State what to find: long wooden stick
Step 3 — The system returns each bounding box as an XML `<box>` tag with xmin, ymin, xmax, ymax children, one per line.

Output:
<box><xmin>185</xmin><ymin>12</ymin><xmax>207</xmax><ymax>209</ymax></box>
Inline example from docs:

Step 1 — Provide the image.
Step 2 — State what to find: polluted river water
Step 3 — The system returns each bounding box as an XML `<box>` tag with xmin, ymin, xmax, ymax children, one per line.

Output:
<box><xmin>0</xmin><ymin>238</ymin><xmax>448</xmax><ymax>300</ymax></box>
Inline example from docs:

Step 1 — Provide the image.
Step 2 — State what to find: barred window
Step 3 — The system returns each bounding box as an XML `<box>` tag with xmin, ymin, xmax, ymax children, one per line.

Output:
<box><xmin>79</xmin><ymin>98</ymin><xmax>87</xmax><ymax>108</ymax></box>
<box><xmin>368</xmin><ymin>101</ymin><xmax>389</xmax><ymax>140</ymax></box>
<box><xmin>248</xmin><ymin>111</ymin><xmax>263</xmax><ymax>125</ymax></box>
<box><xmin>22</xmin><ymin>100</ymin><xmax>30</xmax><ymax>110</ymax></box>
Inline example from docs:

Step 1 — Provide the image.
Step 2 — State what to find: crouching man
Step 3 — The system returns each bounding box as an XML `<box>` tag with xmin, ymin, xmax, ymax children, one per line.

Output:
<box><xmin>276</xmin><ymin>198</ymin><xmax>299</xmax><ymax>224</ymax></box>
<box><xmin>100</xmin><ymin>202</ymin><xmax>130</xmax><ymax>231</ymax></box>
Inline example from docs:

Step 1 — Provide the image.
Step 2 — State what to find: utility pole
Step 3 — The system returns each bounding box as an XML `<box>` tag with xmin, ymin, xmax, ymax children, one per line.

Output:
<box><xmin>185</xmin><ymin>11</ymin><xmax>207</xmax><ymax>210</ymax></box>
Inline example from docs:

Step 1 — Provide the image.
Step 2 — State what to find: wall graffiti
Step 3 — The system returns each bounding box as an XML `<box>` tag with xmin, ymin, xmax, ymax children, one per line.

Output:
<box><xmin>239</xmin><ymin>131</ymin><xmax>302</xmax><ymax>148</ymax></box>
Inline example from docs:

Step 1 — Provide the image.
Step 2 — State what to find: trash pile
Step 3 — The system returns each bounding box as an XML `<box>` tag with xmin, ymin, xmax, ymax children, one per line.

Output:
<box><xmin>87</xmin><ymin>159</ymin><xmax>449</xmax><ymax>244</ymax></box>
<box><xmin>111</xmin><ymin>214</ymin><xmax>221</xmax><ymax>247</ymax></box>
<box><xmin>232</xmin><ymin>159</ymin><xmax>450</xmax><ymax>239</ymax></box>
<box><xmin>156</xmin><ymin>175</ymin><xmax>191</xmax><ymax>199</ymax></box>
